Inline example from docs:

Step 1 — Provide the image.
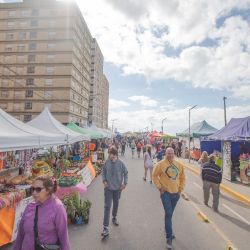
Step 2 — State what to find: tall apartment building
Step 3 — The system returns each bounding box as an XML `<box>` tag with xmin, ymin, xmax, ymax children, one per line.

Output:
<box><xmin>89</xmin><ymin>38</ymin><xmax>109</xmax><ymax>128</ymax></box>
<box><xmin>101</xmin><ymin>74</ymin><xmax>109</xmax><ymax>129</ymax></box>
<box><xmin>0</xmin><ymin>0</ymin><xmax>105</xmax><ymax>126</ymax></box>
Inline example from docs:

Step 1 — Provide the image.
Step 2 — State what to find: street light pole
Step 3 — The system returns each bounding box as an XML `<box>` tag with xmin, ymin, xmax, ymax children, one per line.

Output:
<box><xmin>111</xmin><ymin>119</ymin><xmax>117</xmax><ymax>133</ymax></box>
<box><xmin>223</xmin><ymin>97</ymin><xmax>227</xmax><ymax>126</ymax></box>
<box><xmin>161</xmin><ymin>117</ymin><xmax>167</xmax><ymax>134</ymax></box>
<box><xmin>188</xmin><ymin>105</ymin><xmax>197</xmax><ymax>163</ymax></box>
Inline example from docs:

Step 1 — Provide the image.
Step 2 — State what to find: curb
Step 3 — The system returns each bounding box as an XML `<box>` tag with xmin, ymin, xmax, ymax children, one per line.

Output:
<box><xmin>177</xmin><ymin>159</ymin><xmax>250</xmax><ymax>206</ymax></box>
<box><xmin>197</xmin><ymin>211</ymin><xmax>210</xmax><ymax>223</ymax></box>
<box><xmin>226</xmin><ymin>246</ymin><xmax>238</xmax><ymax>250</ymax></box>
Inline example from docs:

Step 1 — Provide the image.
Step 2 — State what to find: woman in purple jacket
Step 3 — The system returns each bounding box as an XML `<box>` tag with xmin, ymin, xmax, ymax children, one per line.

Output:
<box><xmin>13</xmin><ymin>175</ymin><xmax>70</xmax><ymax>250</ymax></box>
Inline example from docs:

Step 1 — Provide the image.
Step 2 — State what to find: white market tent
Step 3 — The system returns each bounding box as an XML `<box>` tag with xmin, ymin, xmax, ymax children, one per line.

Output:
<box><xmin>28</xmin><ymin>107</ymin><xmax>90</xmax><ymax>143</ymax></box>
<box><xmin>0</xmin><ymin>108</ymin><xmax>66</xmax><ymax>152</ymax></box>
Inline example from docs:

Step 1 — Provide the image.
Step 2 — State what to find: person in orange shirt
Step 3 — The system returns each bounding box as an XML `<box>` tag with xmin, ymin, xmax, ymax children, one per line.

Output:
<box><xmin>152</xmin><ymin>147</ymin><xmax>185</xmax><ymax>250</ymax></box>
<box><xmin>136</xmin><ymin>141</ymin><xmax>142</xmax><ymax>158</ymax></box>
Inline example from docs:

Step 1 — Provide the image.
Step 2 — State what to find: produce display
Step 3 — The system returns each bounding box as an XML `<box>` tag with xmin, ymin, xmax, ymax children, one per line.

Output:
<box><xmin>59</xmin><ymin>173</ymin><xmax>83</xmax><ymax>187</ymax></box>
<box><xmin>0</xmin><ymin>186</ymin><xmax>26</xmax><ymax>209</ymax></box>
<box><xmin>32</xmin><ymin>161</ymin><xmax>52</xmax><ymax>177</ymax></box>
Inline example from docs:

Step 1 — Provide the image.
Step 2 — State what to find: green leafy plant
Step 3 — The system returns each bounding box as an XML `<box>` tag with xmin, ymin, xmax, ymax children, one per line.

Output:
<box><xmin>61</xmin><ymin>193</ymin><xmax>92</xmax><ymax>224</ymax></box>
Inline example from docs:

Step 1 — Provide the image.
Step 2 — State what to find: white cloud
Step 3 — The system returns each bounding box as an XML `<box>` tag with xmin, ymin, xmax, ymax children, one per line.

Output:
<box><xmin>109</xmin><ymin>105</ymin><xmax>250</xmax><ymax>134</ymax></box>
<box><xmin>77</xmin><ymin>0</ymin><xmax>250</xmax><ymax>99</ymax></box>
<box><xmin>232</xmin><ymin>85</ymin><xmax>250</xmax><ymax>99</ymax></box>
<box><xmin>109</xmin><ymin>99</ymin><xmax>130</xmax><ymax>109</ymax></box>
<box><xmin>128</xmin><ymin>95</ymin><xmax>158</xmax><ymax>107</ymax></box>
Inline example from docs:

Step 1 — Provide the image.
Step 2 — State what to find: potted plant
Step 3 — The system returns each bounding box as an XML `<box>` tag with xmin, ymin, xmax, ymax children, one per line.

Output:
<box><xmin>62</xmin><ymin>193</ymin><xmax>92</xmax><ymax>225</ymax></box>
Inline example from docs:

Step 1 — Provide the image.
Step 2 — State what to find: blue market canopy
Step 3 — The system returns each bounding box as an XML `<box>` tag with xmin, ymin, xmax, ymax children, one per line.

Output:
<box><xmin>176</xmin><ymin>120</ymin><xmax>218</xmax><ymax>138</ymax></box>
<box><xmin>207</xmin><ymin>116</ymin><xmax>250</xmax><ymax>141</ymax></box>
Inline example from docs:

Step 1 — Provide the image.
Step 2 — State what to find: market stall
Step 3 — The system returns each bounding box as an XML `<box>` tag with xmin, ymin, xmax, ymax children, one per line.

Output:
<box><xmin>201</xmin><ymin>116</ymin><xmax>250</xmax><ymax>183</ymax></box>
<box><xmin>177</xmin><ymin>120</ymin><xmax>218</xmax><ymax>160</ymax></box>
<box><xmin>28</xmin><ymin>107</ymin><xmax>90</xmax><ymax>143</ymax></box>
<box><xmin>0</xmin><ymin>109</ymin><xmax>93</xmax><ymax>247</ymax></box>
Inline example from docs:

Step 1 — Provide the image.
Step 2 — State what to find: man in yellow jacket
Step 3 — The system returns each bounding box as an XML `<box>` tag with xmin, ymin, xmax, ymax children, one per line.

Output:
<box><xmin>152</xmin><ymin>147</ymin><xmax>185</xmax><ymax>250</ymax></box>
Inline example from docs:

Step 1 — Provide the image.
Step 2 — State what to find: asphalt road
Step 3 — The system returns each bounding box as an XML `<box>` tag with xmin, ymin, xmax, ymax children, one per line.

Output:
<box><xmin>2</xmin><ymin>150</ymin><xmax>250</xmax><ymax>250</ymax></box>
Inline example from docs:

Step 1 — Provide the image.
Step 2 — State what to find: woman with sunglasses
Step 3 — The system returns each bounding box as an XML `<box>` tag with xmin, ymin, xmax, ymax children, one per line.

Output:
<box><xmin>13</xmin><ymin>175</ymin><xmax>70</xmax><ymax>250</ymax></box>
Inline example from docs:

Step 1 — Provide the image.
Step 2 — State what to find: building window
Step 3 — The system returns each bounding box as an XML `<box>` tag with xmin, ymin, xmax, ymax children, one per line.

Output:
<box><xmin>17</xmin><ymin>67</ymin><xmax>24</xmax><ymax>74</ymax></box>
<box><xmin>46</xmin><ymin>67</ymin><xmax>55</xmax><ymax>74</ymax></box>
<box><xmin>15</xmin><ymin>79</ymin><xmax>22</xmax><ymax>87</ymax></box>
<box><xmin>26</xmin><ymin>78</ymin><xmax>34</xmax><ymax>86</ymax></box>
<box><xmin>48</xmin><ymin>31</ymin><xmax>56</xmax><ymax>38</ymax></box>
<box><xmin>0</xmin><ymin>103</ymin><xmax>8</xmax><ymax>110</ymax></box>
<box><xmin>1</xmin><ymin>80</ymin><xmax>9</xmax><ymax>87</ymax></box>
<box><xmin>14</xmin><ymin>91</ymin><xmax>22</xmax><ymax>98</ymax></box>
<box><xmin>5</xmin><ymin>45</ymin><xmax>12</xmax><ymax>52</ymax></box>
<box><xmin>7</xmin><ymin>21</ymin><xmax>15</xmax><ymax>27</ymax></box>
<box><xmin>24</xmin><ymin>114</ymin><xmax>32</xmax><ymax>122</ymax></box>
<box><xmin>32</xmin><ymin>9</ymin><xmax>39</xmax><ymax>16</ymax></box>
<box><xmin>4</xmin><ymin>56</ymin><xmax>11</xmax><ymax>62</ymax></box>
<box><xmin>13</xmin><ymin>103</ymin><xmax>21</xmax><ymax>111</ymax></box>
<box><xmin>25</xmin><ymin>102</ymin><xmax>32</xmax><ymax>110</ymax></box>
<box><xmin>44</xmin><ymin>91</ymin><xmax>52</xmax><ymax>99</ymax></box>
<box><xmin>20</xmin><ymin>21</ymin><xmax>27</xmax><ymax>27</ymax></box>
<box><xmin>45</xmin><ymin>79</ymin><xmax>53</xmax><ymax>85</ymax></box>
<box><xmin>30</xmin><ymin>20</ymin><xmax>38</xmax><ymax>27</ymax></box>
<box><xmin>8</xmin><ymin>11</ymin><xmax>16</xmax><ymax>17</ymax></box>
<box><xmin>47</xmin><ymin>54</ymin><xmax>55</xmax><ymax>60</ymax></box>
<box><xmin>47</xmin><ymin>43</ymin><xmax>56</xmax><ymax>49</ymax></box>
<box><xmin>6</xmin><ymin>33</ymin><xmax>14</xmax><ymax>40</ymax></box>
<box><xmin>19</xmin><ymin>32</ymin><xmax>26</xmax><ymax>39</ymax></box>
<box><xmin>21</xmin><ymin>10</ymin><xmax>29</xmax><ymax>17</ymax></box>
<box><xmin>17</xmin><ymin>44</ymin><xmax>25</xmax><ymax>51</ymax></box>
<box><xmin>25</xmin><ymin>89</ymin><xmax>33</xmax><ymax>97</ymax></box>
<box><xmin>29</xmin><ymin>43</ymin><xmax>36</xmax><ymax>50</ymax></box>
<box><xmin>28</xmin><ymin>54</ymin><xmax>36</xmax><ymax>62</ymax></box>
<box><xmin>49</xmin><ymin>20</ymin><xmax>56</xmax><ymax>27</ymax></box>
<box><xmin>17</xmin><ymin>55</ymin><xmax>25</xmax><ymax>62</ymax></box>
<box><xmin>1</xmin><ymin>91</ymin><xmax>9</xmax><ymax>98</ymax></box>
<box><xmin>30</xmin><ymin>31</ymin><xmax>37</xmax><ymax>39</ymax></box>
<box><xmin>27</xmin><ymin>66</ymin><xmax>35</xmax><ymax>74</ymax></box>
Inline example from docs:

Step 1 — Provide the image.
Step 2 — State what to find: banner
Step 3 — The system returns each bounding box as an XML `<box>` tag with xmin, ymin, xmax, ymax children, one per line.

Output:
<box><xmin>12</xmin><ymin>197</ymin><xmax>33</xmax><ymax>241</ymax></box>
<box><xmin>0</xmin><ymin>206</ymin><xmax>16</xmax><ymax>247</ymax></box>
<box><xmin>78</xmin><ymin>161</ymin><xmax>96</xmax><ymax>187</ymax></box>
<box><xmin>222</xmin><ymin>141</ymin><xmax>232</xmax><ymax>181</ymax></box>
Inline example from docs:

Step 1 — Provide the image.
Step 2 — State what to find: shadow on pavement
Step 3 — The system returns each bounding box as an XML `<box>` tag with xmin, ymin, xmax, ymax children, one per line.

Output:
<box><xmin>220</xmin><ymin>193</ymin><xmax>250</xmax><ymax>209</ymax></box>
<box><xmin>218</xmin><ymin>212</ymin><xmax>250</xmax><ymax>232</ymax></box>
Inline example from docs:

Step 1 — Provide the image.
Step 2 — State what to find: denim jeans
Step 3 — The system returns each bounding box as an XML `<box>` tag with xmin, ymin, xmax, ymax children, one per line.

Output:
<box><xmin>103</xmin><ymin>188</ymin><xmax>121</xmax><ymax>227</ymax></box>
<box><xmin>160</xmin><ymin>191</ymin><xmax>180</xmax><ymax>239</ymax></box>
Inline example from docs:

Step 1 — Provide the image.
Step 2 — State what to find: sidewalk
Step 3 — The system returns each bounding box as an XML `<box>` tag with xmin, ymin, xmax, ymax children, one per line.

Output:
<box><xmin>177</xmin><ymin>158</ymin><xmax>250</xmax><ymax>205</ymax></box>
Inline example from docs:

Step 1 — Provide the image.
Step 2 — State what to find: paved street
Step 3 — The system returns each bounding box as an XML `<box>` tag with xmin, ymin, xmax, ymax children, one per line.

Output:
<box><xmin>2</xmin><ymin>150</ymin><xmax>250</xmax><ymax>250</ymax></box>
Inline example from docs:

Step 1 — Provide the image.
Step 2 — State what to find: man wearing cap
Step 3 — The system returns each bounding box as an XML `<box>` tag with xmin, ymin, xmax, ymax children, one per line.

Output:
<box><xmin>152</xmin><ymin>147</ymin><xmax>185</xmax><ymax>250</ymax></box>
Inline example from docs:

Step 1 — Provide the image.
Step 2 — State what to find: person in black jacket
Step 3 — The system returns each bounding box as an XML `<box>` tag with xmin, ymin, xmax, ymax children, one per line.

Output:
<box><xmin>201</xmin><ymin>154</ymin><xmax>222</xmax><ymax>212</ymax></box>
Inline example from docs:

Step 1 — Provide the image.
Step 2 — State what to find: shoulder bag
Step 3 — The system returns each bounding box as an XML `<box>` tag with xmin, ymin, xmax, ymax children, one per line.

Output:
<box><xmin>34</xmin><ymin>205</ymin><xmax>60</xmax><ymax>250</ymax></box>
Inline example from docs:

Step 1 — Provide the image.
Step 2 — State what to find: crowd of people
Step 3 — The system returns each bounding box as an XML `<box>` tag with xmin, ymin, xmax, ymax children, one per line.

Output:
<box><xmin>12</xmin><ymin>134</ymin><xmax>222</xmax><ymax>250</ymax></box>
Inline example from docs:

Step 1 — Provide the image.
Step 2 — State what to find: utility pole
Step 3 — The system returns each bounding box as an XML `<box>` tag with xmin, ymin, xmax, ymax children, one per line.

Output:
<box><xmin>111</xmin><ymin>119</ymin><xmax>117</xmax><ymax>132</ymax></box>
<box><xmin>188</xmin><ymin>105</ymin><xmax>197</xmax><ymax>163</ymax></box>
<box><xmin>223</xmin><ymin>97</ymin><xmax>227</xmax><ymax>126</ymax></box>
<box><xmin>161</xmin><ymin>117</ymin><xmax>167</xmax><ymax>134</ymax></box>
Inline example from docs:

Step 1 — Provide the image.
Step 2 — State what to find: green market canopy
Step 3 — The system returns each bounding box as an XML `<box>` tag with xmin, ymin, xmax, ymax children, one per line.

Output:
<box><xmin>176</xmin><ymin>120</ymin><xmax>218</xmax><ymax>138</ymax></box>
<box><xmin>67</xmin><ymin>123</ymin><xmax>103</xmax><ymax>140</ymax></box>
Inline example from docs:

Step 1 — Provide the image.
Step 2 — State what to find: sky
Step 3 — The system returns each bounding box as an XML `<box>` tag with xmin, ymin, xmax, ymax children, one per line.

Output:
<box><xmin>2</xmin><ymin>0</ymin><xmax>250</xmax><ymax>134</ymax></box>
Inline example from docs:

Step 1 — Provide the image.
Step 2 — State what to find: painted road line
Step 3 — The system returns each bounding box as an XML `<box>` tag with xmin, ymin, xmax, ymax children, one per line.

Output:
<box><xmin>183</xmin><ymin>192</ymin><xmax>238</xmax><ymax>249</ymax></box>
<box><xmin>223</xmin><ymin>203</ymin><xmax>250</xmax><ymax>225</ymax></box>
<box><xmin>193</xmin><ymin>182</ymin><xmax>202</xmax><ymax>190</ymax></box>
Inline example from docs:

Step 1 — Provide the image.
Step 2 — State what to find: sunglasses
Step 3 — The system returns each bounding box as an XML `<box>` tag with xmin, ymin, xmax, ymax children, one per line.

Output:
<box><xmin>31</xmin><ymin>187</ymin><xmax>45</xmax><ymax>193</ymax></box>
